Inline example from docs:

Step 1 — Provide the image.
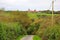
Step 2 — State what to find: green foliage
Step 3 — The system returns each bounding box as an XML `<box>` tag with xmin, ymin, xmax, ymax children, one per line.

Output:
<box><xmin>16</xmin><ymin>35</ymin><xmax>25</xmax><ymax>40</ymax></box>
<box><xmin>33</xmin><ymin>35</ymin><xmax>41</xmax><ymax>40</ymax></box>
<box><xmin>42</xmin><ymin>25</ymin><xmax>60</xmax><ymax>40</ymax></box>
<box><xmin>0</xmin><ymin>11</ymin><xmax>60</xmax><ymax>40</ymax></box>
<box><xmin>0</xmin><ymin>23</ymin><xmax>7</xmax><ymax>40</ymax></box>
<box><xmin>0</xmin><ymin>22</ymin><xmax>27</xmax><ymax>40</ymax></box>
<box><xmin>27</xmin><ymin>23</ymin><xmax>40</xmax><ymax>35</ymax></box>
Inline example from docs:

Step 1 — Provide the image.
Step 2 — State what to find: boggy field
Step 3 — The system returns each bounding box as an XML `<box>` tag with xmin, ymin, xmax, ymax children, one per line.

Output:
<box><xmin>0</xmin><ymin>11</ymin><xmax>60</xmax><ymax>40</ymax></box>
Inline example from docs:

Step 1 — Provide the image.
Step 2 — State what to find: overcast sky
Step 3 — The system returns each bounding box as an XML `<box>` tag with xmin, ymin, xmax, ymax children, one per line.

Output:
<box><xmin>0</xmin><ymin>0</ymin><xmax>60</xmax><ymax>11</ymax></box>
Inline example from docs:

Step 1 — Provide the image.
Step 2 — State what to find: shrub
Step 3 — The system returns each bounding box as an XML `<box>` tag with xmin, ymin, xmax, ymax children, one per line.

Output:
<box><xmin>42</xmin><ymin>25</ymin><xmax>60</xmax><ymax>40</ymax></box>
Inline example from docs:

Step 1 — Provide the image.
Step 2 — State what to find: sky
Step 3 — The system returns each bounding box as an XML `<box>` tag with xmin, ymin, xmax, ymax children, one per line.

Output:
<box><xmin>0</xmin><ymin>0</ymin><xmax>60</xmax><ymax>11</ymax></box>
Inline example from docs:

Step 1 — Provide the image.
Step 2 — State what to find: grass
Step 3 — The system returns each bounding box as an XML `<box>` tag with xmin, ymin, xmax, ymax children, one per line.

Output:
<box><xmin>33</xmin><ymin>35</ymin><xmax>41</xmax><ymax>40</ymax></box>
<box><xmin>27</xmin><ymin>13</ymin><xmax>38</xmax><ymax>19</ymax></box>
<box><xmin>27</xmin><ymin>12</ymin><xmax>60</xmax><ymax>19</ymax></box>
<box><xmin>16</xmin><ymin>35</ymin><xmax>25</xmax><ymax>40</ymax></box>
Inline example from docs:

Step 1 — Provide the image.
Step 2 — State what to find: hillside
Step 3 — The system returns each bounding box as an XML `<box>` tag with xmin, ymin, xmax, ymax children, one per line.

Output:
<box><xmin>0</xmin><ymin>11</ymin><xmax>60</xmax><ymax>40</ymax></box>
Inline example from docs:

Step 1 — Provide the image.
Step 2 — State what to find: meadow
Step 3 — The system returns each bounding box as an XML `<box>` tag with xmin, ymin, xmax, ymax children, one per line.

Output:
<box><xmin>0</xmin><ymin>10</ymin><xmax>60</xmax><ymax>40</ymax></box>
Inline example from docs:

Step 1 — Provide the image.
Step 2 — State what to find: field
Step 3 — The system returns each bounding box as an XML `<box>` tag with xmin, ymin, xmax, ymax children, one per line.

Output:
<box><xmin>0</xmin><ymin>10</ymin><xmax>60</xmax><ymax>40</ymax></box>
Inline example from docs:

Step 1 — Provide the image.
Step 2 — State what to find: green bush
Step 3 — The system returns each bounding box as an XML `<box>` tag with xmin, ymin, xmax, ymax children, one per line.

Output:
<box><xmin>42</xmin><ymin>25</ymin><xmax>60</xmax><ymax>40</ymax></box>
<box><xmin>0</xmin><ymin>22</ymin><xmax>27</xmax><ymax>40</ymax></box>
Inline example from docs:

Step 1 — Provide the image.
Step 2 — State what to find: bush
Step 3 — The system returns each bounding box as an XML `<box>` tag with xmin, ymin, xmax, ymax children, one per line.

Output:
<box><xmin>42</xmin><ymin>25</ymin><xmax>60</xmax><ymax>40</ymax></box>
<box><xmin>0</xmin><ymin>22</ymin><xmax>27</xmax><ymax>40</ymax></box>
